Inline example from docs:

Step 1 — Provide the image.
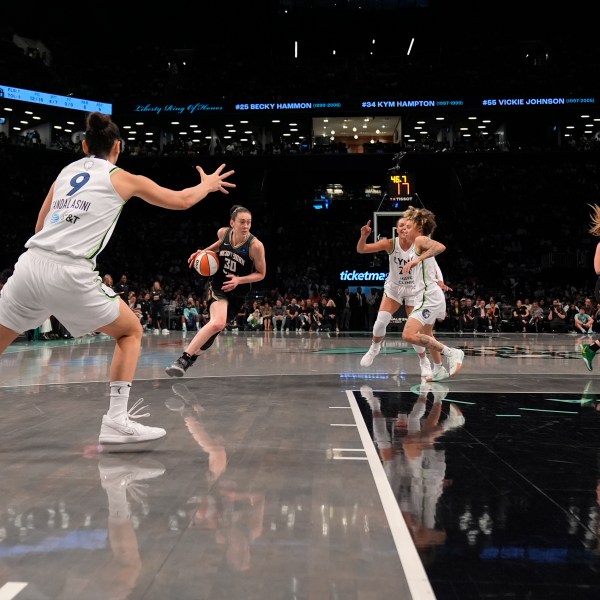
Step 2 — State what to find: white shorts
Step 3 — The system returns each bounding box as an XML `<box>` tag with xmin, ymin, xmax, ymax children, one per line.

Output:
<box><xmin>0</xmin><ymin>248</ymin><xmax>120</xmax><ymax>338</ymax></box>
<box><xmin>408</xmin><ymin>285</ymin><xmax>446</xmax><ymax>326</ymax></box>
<box><xmin>383</xmin><ymin>280</ymin><xmax>416</xmax><ymax>307</ymax></box>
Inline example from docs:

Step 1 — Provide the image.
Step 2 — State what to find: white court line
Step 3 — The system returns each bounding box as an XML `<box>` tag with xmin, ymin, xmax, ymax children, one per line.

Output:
<box><xmin>346</xmin><ymin>390</ymin><xmax>436</xmax><ymax>600</ymax></box>
<box><xmin>0</xmin><ymin>582</ymin><xmax>28</xmax><ymax>599</ymax></box>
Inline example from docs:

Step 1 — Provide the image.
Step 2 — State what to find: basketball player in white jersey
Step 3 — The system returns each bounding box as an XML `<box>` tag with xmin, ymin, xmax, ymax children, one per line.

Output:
<box><xmin>0</xmin><ymin>111</ymin><xmax>235</xmax><ymax>444</ymax></box>
<box><xmin>357</xmin><ymin>216</ymin><xmax>450</xmax><ymax>381</ymax></box>
<box><xmin>401</xmin><ymin>206</ymin><xmax>464</xmax><ymax>377</ymax></box>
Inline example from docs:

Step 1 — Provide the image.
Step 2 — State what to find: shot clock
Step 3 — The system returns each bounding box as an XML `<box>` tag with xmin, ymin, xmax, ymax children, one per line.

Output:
<box><xmin>386</xmin><ymin>171</ymin><xmax>415</xmax><ymax>203</ymax></box>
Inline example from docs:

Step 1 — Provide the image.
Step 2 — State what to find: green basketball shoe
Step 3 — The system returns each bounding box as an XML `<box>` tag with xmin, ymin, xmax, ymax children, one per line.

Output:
<box><xmin>581</xmin><ymin>344</ymin><xmax>596</xmax><ymax>371</ymax></box>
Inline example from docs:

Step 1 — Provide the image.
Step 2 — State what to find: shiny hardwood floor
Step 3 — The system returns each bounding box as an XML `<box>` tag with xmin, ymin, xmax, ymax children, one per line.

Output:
<box><xmin>0</xmin><ymin>329</ymin><xmax>598</xmax><ymax>599</ymax></box>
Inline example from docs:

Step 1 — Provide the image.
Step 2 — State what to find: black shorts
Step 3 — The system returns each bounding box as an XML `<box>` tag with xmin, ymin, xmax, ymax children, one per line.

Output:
<box><xmin>595</xmin><ymin>277</ymin><xmax>600</xmax><ymax>303</ymax></box>
<box><xmin>207</xmin><ymin>283</ymin><xmax>247</xmax><ymax>321</ymax></box>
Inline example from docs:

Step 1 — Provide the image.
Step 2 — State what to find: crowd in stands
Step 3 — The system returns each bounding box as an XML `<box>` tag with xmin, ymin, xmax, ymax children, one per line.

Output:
<box><xmin>22</xmin><ymin>277</ymin><xmax>597</xmax><ymax>340</ymax></box>
<box><xmin>2</xmin><ymin>121</ymin><xmax>600</xmax><ymax>341</ymax></box>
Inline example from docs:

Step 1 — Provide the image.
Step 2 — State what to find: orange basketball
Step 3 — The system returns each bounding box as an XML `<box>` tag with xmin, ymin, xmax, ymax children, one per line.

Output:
<box><xmin>192</xmin><ymin>250</ymin><xmax>219</xmax><ymax>277</ymax></box>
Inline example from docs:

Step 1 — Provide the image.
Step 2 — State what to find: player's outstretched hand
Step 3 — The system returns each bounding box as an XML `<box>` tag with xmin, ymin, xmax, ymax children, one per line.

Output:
<box><xmin>196</xmin><ymin>163</ymin><xmax>236</xmax><ymax>194</ymax></box>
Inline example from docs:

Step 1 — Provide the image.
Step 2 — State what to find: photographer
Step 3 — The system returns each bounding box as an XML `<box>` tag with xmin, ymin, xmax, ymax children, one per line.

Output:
<box><xmin>547</xmin><ymin>298</ymin><xmax>569</xmax><ymax>333</ymax></box>
<box><xmin>528</xmin><ymin>300</ymin><xmax>546</xmax><ymax>333</ymax></box>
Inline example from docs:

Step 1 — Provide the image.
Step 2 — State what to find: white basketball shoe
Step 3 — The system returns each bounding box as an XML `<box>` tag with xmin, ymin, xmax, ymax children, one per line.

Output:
<box><xmin>419</xmin><ymin>357</ymin><xmax>433</xmax><ymax>380</ymax></box>
<box><xmin>99</xmin><ymin>398</ymin><xmax>166</xmax><ymax>444</ymax></box>
<box><xmin>360</xmin><ymin>343</ymin><xmax>381</xmax><ymax>367</ymax></box>
<box><xmin>446</xmin><ymin>348</ymin><xmax>465</xmax><ymax>377</ymax></box>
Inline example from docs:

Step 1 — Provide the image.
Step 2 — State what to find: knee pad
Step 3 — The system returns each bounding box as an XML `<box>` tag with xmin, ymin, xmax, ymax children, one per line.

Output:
<box><xmin>413</xmin><ymin>344</ymin><xmax>425</xmax><ymax>354</ymax></box>
<box><xmin>373</xmin><ymin>312</ymin><xmax>392</xmax><ymax>337</ymax></box>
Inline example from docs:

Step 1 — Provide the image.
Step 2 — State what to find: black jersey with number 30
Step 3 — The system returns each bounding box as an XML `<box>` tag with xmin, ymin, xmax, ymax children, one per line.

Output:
<box><xmin>210</xmin><ymin>228</ymin><xmax>255</xmax><ymax>297</ymax></box>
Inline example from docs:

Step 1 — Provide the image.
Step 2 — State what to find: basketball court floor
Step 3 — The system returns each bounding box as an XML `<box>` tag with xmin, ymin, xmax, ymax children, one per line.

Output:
<box><xmin>1</xmin><ymin>329</ymin><xmax>599</xmax><ymax>600</ymax></box>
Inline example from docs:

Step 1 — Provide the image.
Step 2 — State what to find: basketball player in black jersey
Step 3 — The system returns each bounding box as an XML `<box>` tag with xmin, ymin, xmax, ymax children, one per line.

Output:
<box><xmin>580</xmin><ymin>203</ymin><xmax>600</xmax><ymax>370</ymax></box>
<box><xmin>166</xmin><ymin>205</ymin><xmax>266</xmax><ymax>376</ymax></box>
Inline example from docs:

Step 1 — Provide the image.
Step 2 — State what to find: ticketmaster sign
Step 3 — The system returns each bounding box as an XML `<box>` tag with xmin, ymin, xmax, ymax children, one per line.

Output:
<box><xmin>339</xmin><ymin>270</ymin><xmax>387</xmax><ymax>282</ymax></box>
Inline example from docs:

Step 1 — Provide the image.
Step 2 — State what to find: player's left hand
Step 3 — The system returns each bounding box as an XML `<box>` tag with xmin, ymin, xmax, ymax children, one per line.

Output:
<box><xmin>221</xmin><ymin>274</ymin><xmax>239</xmax><ymax>292</ymax></box>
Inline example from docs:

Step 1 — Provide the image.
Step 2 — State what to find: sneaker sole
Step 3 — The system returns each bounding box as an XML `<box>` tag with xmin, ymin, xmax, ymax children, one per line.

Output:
<box><xmin>432</xmin><ymin>375</ymin><xmax>449</xmax><ymax>382</ymax></box>
<box><xmin>165</xmin><ymin>366</ymin><xmax>186</xmax><ymax>377</ymax></box>
<box><xmin>99</xmin><ymin>431</ymin><xmax>166</xmax><ymax>444</ymax></box>
<box><xmin>360</xmin><ymin>355</ymin><xmax>378</xmax><ymax>367</ymax></box>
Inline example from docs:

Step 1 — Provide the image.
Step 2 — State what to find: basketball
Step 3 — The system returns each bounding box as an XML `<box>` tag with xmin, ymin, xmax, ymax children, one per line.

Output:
<box><xmin>192</xmin><ymin>250</ymin><xmax>219</xmax><ymax>277</ymax></box>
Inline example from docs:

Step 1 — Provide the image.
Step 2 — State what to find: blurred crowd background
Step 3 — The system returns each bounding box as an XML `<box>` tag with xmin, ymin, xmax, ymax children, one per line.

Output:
<box><xmin>1</xmin><ymin>2</ymin><xmax>599</xmax><ymax>336</ymax></box>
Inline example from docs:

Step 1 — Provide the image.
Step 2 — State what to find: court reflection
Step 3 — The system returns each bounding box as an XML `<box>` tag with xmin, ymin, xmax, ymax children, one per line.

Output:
<box><xmin>358</xmin><ymin>383</ymin><xmax>465</xmax><ymax>563</ymax></box>
<box><xmin>165</xmin><ymin>383</ymin><xmax>265</xmax><ymax>572</ymax></box>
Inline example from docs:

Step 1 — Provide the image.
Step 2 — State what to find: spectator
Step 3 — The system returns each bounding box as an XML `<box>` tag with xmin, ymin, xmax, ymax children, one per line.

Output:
<box><xmin>182</xmin><ymin>297</ymin><xmax>200</xmax><ymax>332</ymax></box>
<box><xmin>272</xmin><ymin>299</ymin><xmax>286</xmax><ymax>332</ymax></box>
<box><xmin>284</xmin><ymin>298</ymin><xmax>301</xmax><ymax>332</ymax></box>
<box><xmin>246</xmin><ymin>308</ymin><xmax>263</xmax><ymax>331</ymax></box>
<box><xmin>511</xmin><ymin>299</ymin><xmax>530</xmax><ymax>333</ymax></box>
<box><xmin>574</xmin><ymin>307</ymin><xmax>594</xmax><ymax>335</ymax></box>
